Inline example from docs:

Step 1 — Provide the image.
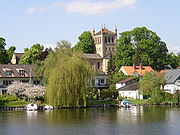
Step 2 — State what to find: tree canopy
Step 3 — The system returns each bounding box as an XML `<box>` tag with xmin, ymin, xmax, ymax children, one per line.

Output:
<box><xmin>37</xmin><ymin>40</ymin><xmax>94</xmax><ymax>107</ymax></box>
<box><xmin>114</xmin><ymin>27</ymin><xmax>170</xmax><ymax>71</ymax></box>
<box><xmin>20</xmin><ymin>43</ymin><xmax>44</xmax><ymax>64</ymax></box>
<box><xmin>139</xmin><ymin>72</ymin><xmax>166</xmax><ymax>104</ymax></box>
<box><xmin>74</xmin><ymin>31</ymin><xmax>94</xmax><ymax>53</ymax></box>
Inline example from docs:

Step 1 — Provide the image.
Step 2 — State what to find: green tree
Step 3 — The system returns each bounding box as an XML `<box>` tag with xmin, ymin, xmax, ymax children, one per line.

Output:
<box><xmin>0</xmin><ymin>37</ymin><xmax>8</xmax><ymax>64</ymax></box>
<box><xmin>20</xmin><ymin>43</ymin><xmax>44</xmax><ymax>64</ymax></box>
<box><xmin>107</xmin><ymin>54</ymin><xmax>116</xmax><ymax>85</ymax></box>
<box><xmin>139</xmin><ymin>72</ymin><xmax>166</xmax><ymax>104</ymax></box>
<box><xmin>38</xmin><ymin>41</ymin><xmax>94</xmax><ymax>107</ymax></box>
<box><xmin>167</xmin><ymin>52</ymin><xmax>179</xmax><ymax>69</ymax></box>
<box><xmin>74</xmin><ymin>31</ymin><xmax>94</xmax><ymax>53</ymax></box>
<box><xmin>6</xmin><ymin>46</ymin><xmax>16</xmax><ymax>63</ymax></box>
<box><xmin>114</xmin><ymin>27</ymin><xmax>169</xmax><ymax>71</ymax></box>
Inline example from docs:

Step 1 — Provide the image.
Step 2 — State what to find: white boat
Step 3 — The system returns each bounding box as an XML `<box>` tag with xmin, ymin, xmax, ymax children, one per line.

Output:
<box><xmin>119</xmin><ymin>99</ymin><xmax>132</xmax><ymax>108</ymax></box>
<box><xmin>43</xmin><ymin>105</ymin><xmax>53</xmax><ymax>110</ymax></box>
<box><xmin>26</xmin><ymin>103</ymin><xmax>38</xmax><ymax>111</ymax></box>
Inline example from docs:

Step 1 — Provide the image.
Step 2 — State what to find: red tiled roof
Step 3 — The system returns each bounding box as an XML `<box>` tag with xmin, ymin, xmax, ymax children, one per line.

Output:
<box><xmin>121</xmin><ymin>65</ymin><xmax>154</xmax><ymax>76</ymax></box>
<box><xmin>95</xmin><ymin>28</ymin><xmax>116</xmax><ymax>35</ymax></box>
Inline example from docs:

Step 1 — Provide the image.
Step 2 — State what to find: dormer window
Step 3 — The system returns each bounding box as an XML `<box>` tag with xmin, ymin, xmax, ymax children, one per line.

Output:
<box><xmin>133</xmin><ymin>71</ymin><xmax>139</xmax><ymax>77</ymax></box>
<box><xmin>16</xmin><ymin>69</ymin><xmax>26</xmax><ymax>77</ymax></box>
<box><xmin>3</xmin><ymin>68</ymin><xmax>13</xmax><ymax>77</ymax></box>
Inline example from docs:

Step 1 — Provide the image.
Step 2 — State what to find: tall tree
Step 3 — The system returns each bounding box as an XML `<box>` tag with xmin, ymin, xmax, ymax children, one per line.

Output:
<box><xmin>6</xmin><ymin>46</ymin><xmax>16</xmax><ymax>63</ymax></box>
<box><xmin>107</xmin><ymin>53</ymin><xmax>116</xmax><ymax>85</ymax></box>
<box><xmin>20</xmin><ymin>43</ymin><xmax>44</xmax><ymax>64</ymax></box>
<box><xmin>74</xmin><ymin>31</ymin><xmax>94</xmax><ymax>53</ymax></box>
<box><xmin>114</xmin><ymin>27</ymin><xmax>169</xmax><ymax>71</ymax></box>
<box><xmin>39</xmin><ymin>42</ymin><xmax>94</xmax><ymax>107</ymax></box>
<box><xmin>0</xmin><ymin>37</ymin><xmax>8</xmax><ymax>64</ymax></box>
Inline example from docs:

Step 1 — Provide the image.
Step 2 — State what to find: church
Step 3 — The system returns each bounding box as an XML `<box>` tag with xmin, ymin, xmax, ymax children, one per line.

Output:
<box><xmin>85</xmin><ymin>26</ymin><xmax>117</xmax><ymax>88</ymax></box>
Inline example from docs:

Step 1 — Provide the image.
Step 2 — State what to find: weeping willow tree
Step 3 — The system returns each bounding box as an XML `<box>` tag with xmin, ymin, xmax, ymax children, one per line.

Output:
<box><xmin>42</xmin><ymin>41</ymin><xmax>94</xmax><ymax>107</ymax></box>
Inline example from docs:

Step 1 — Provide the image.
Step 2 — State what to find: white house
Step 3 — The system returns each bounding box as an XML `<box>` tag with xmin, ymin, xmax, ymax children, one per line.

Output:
<box><xmin>0</xmin><ymin>64</ymin><xmax>42</xmax><ymax>95</ymax></box>
<box><xmin>117</xmin><ymin>83</ymin><xmax>143</xmax><ymax>99</ymax></box>
<box><xmin>116</xmin><ymin>78</ymin><xmax>143</xmax><ymax>99</ymax></box>
<box><xmin>164</xmin><ymin>69</ymin><xmax>180</xmax><ymax>94</ymax></box>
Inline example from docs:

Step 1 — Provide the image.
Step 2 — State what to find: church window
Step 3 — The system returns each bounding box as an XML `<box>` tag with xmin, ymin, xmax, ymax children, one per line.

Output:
<box><xmin>112</xmin><ymin>36</ymin><xmax>114</xmax><ymax>43</ymax></box>
<box><xmin>108</xmin><ymin>36</ymin><xmax>111</xmax><ymax>43</ymax></box>
<box><xmin>105</xmin><ymin>36</ymin><xmax>107</xmax><ymax>43</ymax></box>
<box><xmin>97</xmin><ymin>62</ymin><xmax>100</xmax><ymax>70</ymax></box>
<box><xmin>112</xmin><ymin>47</ymin><xmax>114</xmax><ymax>51</ymax></box>
<box><xmin>106</xmin><ymin>47</ymin><xmax>107</xmax><ymax>51</ymax></box>
<box><xmin>100</xmin><ymin>37</ymin><xmax>101</xmax><ymax>43</ymax></box>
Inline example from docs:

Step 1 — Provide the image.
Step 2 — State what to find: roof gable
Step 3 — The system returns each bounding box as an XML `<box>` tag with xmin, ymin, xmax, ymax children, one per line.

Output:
<box><xmin>165</xmin><ymin>69</ymin><xmax>180</xmax><ymax>83</ymax></box>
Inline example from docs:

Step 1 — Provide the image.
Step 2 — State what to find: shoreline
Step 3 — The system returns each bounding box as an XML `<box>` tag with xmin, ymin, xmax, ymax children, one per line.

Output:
<box><xmin>0</xmin><ymin>103</ymin><xmax>180</xmax><ymax>111</ymax></box>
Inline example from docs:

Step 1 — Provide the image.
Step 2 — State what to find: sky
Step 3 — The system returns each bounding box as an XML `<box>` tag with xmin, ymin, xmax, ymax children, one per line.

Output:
<box><xmin>0</xmin><ymin>0</ymin><xmax>180</xmax><ymax>53</ymax></box>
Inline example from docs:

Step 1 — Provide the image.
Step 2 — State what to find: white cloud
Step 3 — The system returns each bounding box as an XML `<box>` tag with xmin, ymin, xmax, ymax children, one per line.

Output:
<box><xmin>25</xmin><ymin>0</ymin><xmax>137</xmax><ymax>15</ymax></box>
<box><xmin>167</xmin><ymin>44</ymin><xmax>180</xmax><ymax>54</ymax></box>
<box><xmin>43</xmin><ymin>43</ymin><xmax>56</xmax><ymax>49</ymax></box>
<box><xmin>25</xmin><ymin>6</ymin><xmax>47</xmax><ymax>14</ymax></box>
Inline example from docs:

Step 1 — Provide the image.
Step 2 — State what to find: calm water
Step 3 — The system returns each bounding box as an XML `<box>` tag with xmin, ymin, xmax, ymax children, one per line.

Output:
<box><xmin>0</xmin><ymin>106</ymin><xmax>180</xmax><ymax>135</ymax></box>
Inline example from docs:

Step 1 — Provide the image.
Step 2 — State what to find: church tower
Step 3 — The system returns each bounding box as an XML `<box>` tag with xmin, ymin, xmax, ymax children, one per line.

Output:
<box><xmin>92</xmin><ymin>25</ymin><xmax>117</xmax><ymax>58</ymax></box>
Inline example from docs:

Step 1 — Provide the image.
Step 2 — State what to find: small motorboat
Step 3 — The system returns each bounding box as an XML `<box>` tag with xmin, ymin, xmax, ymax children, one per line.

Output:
<box><xmin>43</xmin><ymin>105</ymin><xmax>53</xmax><ymax>110</ymax></box>
<box><xmin>26</xmin><ymin>103</ymin><xmax>38</xmax><ymax>111</ymax></box>
<box><xmin>119</xmin><ymin>99</ymin><xmax>132</xmax><ymax>108</ymax></box>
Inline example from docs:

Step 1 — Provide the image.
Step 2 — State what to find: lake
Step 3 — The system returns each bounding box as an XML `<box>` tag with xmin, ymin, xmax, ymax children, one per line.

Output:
<box><xmin>0</xmin><ymin>106</ymin><xmax>180</xmax><ymax>135</ymax></box>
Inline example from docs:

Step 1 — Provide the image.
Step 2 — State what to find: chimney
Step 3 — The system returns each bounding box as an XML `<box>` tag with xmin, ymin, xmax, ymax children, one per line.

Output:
<box><xmin>133</xmin><ymin>64</ymin><xmax>136</xmax><ymax>70</ymax></box>
<box><xmin>139</xmin><ymin>63</ymin><xmax>143</xmax><ymax>70</ymax></box>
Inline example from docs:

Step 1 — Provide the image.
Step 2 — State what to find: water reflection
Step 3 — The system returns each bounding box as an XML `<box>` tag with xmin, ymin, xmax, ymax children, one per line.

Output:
<box><xmin>0</xmin><ymin>106</ymin><xmax>180</xmax><ymax>135</ymax></box>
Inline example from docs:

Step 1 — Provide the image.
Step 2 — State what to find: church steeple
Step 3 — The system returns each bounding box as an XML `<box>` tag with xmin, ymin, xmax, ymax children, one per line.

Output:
<box><xmin>114</xmin><ymin>25</ymin><xmax>117</xmax><ymax>34</ymax></box>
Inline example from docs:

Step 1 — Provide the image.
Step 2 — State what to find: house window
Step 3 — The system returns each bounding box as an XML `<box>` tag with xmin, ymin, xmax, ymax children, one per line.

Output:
<box><xmin>112</xmin><ymin>36</ymin><xmax>114</xmax><ymax>43</ymax></box>
<box><xmin>3</xmin><ymin>80</ymin><xmax>12</xmax><ymax>86</ymax></box>
<box><xmin>108</xmin><ymin>36</ymin><xmax>111</xmax><ymax>43</ymax></box>
<box><xmin>2</xmin><ymin>89</ymin><xmax>7</xmax><ymax>95</ymax></box>
<box><xmin>105</xmin><ymin>36</ymin><xmax>107</xmax><ymax>43</ymax></box>
<box><xmin>33</xmin><ymin>80</ymin><xmax>40</xmax><ymax>85</ymax></box>
<box><xmin>19</xmin><ymin>70</ymin><xmax>26</xmax><ymax>77</ymax></box>
<box><xmin>98</xmin><ymin>79</ymin><xmax>105</xmax><ymax>84</ymax></box>
<box><xmin>20</xmin><ymin>80</ymin><xmax>29</xmax><ymax>83</ymax></box>
<box><xmin>5</xmin><ymin>71</ymin><xmax>12</xmax><ymax>77</ymax></box>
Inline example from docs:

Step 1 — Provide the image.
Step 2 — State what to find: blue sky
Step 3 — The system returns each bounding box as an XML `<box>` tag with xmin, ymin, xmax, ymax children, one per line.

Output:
<box><xmin>0</xmin><ymin>0</ymin><xmax>180</xmax><ymax>53</ymax></box>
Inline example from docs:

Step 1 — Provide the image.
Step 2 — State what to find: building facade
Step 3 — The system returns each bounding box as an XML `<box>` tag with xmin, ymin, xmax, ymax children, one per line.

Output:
<box><xmin>0</xmin><ymin>64</ymin><xmax>42</xmax><ymax>95</ymax></box>
<box><xmin>86</xmin><ymin>26</ymin><xmax>117</xmax><ymax>89</ymax></box>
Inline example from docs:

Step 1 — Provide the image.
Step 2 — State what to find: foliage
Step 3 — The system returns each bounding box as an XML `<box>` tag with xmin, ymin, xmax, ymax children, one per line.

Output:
<box><xmin>167</xmin><ymin>52</ymin><xmax>179</xmax><ymax>69</ymax></box>
<box><xmin>139</xmin><ymin>72</ymin><xmax>166</xmax><ymax>104</ymax></box>
<box><xmin>0</xmin><ymin>37</ymin><xmax>8</xmax><ymax>64</ymax></box>
<box><xmin>107</xmin><ymin>54</ymin><xmax>116</xmax><ymax>85</ymax></box>
<box><xmin>0</xmin><ymin>95</ymin><xmax>18</xmax><ymax>102</ymax></box>
<box><xmin>7</xmin><ymin>81</ymin><xmax>31</xmax><ymax>97</ymax></box>
<box><xmin>74</xmin><ymin>31</ymin><xmax>94</xmax><ymax>53</ymax></box>
<box><xmin>23</xmin><ymin>85</ymin><xmax>45</xmax><ymax>98</ymax></box>
<box><xmin>40</xmin><ymin>41</ymin><xmax>94</xmax><ymax>107</ymax></box>
<box><xmin>130</xmin><ymin>99</ymin><xmax>148</xmax><ymax>104</ymax></box>
<box><xmin>6</xmin><ymin>46</ymin><xmax>16</xmax><ymax>63</ymax></box>
<box><xmin>7</xmin><ymin>81</ymin><xmax>45</xmax><ymax>98</ymax></box>
<box><xmin>19</xmin><ymin>43</ymin><xmax>44</xmax><ymax>64</ymax></box>
<box><xmin>114</xmin><ymin>27</ymin><xmax>169</xmax><ymax>71</ymax></box>
<box><xmin>36</xmin><ymin>48</ymin><xmax>52</xmax><ymax>61</ymax></box>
